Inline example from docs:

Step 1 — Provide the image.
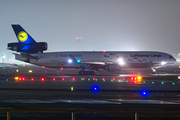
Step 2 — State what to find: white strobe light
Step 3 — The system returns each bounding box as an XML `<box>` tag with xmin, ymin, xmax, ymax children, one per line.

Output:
<box><xmin>68</xmin><ymin>59</ymin><xmax>72</xmax><ymax>63</ymax></box>
<box><xmin>161</xmin><ymin>61</ymin><xmax>166</xmax><ymax>65</ymax></box>
<box><xmin>118</xmin><ymin>58</ymin><xmax>125</xmax><ymax>65</ymax></box>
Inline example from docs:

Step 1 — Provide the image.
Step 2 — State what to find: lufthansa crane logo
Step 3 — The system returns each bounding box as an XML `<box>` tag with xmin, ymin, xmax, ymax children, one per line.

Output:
<box><xmin>18</xmin><ymin>31</ymin><xmax>28</xmax><ymax>42</ymax></box>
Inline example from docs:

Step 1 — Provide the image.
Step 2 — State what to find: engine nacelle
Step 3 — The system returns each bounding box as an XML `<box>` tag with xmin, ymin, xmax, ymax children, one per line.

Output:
<box><xmin>7</xmin><ymin>42</ymin><xmax>47</xmax><ymax>53</ymax></box>
<box><xmin>104</xmin><ymin>64</ymin><xmax>121</xmax><ymax>71</ymax></box>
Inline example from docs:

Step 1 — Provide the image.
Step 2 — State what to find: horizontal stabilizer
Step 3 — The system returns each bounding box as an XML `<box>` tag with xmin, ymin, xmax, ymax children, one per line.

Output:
<box><xmin>21</xmin><ymin>53</ymin><xmax>38</xmax><ymax>60</ymax></box>
<box><xmin>13</xmin><ymin>53</ymin><xmax>38</xmax><ymax>62</ymax></box>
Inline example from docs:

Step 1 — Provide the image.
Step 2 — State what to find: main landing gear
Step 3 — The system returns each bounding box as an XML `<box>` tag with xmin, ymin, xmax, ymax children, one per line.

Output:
<box><xmin>79</xmin><ymin>71</ymin><xmax>95</xmax><ymax>75</ymax></box>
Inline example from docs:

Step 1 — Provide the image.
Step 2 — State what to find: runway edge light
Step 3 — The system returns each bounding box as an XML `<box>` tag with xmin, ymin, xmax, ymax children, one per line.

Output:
<box><xmin>71</xmin><ymin>87</ymin><xmax>74</xmax><ymax>91</ymax></box>
<box><xmin>15</xmin><ymin>77</ymin><xmax>19</xmax><ymax>80</ymax></box>
<box><xmin>41</xmin><ymin>77</ymin><xmax>45</xmax><ymax>81</ymax></box>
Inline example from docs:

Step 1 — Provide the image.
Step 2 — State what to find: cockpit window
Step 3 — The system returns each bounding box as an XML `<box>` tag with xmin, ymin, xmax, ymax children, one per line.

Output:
<box><xmin>169</xmin><ymin>55</ymin><xmax>173</xmax><ymax>58</ymax></box>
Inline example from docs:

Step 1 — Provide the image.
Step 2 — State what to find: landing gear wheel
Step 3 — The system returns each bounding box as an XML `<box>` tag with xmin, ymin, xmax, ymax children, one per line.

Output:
<box><xmin>79</xmin><ymin>71</ymin><xmax>95</xmax><ymax>75</ymax></box>
<box><xmin>152</xmin><ymin>72</ymin><xmax>156</xmax><ymax>74</ymax></box>
<box><xmin>84</xmin><ymin>71</ymin><xmax>90</xmax><ymax>75</ymax></box>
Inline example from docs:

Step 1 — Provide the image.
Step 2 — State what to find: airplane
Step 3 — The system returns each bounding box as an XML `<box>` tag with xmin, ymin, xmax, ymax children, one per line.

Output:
<box><xmin>7</xmin><ymin>24</ymin><xmax>176</xmax><ymax>75</ymax></box>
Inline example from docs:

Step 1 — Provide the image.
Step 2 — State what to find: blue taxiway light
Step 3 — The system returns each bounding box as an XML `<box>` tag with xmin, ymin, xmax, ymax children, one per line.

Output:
<box><xmin>92</xmin><ymin>86</ymin><xmax>99</xmax><ymax>92</ymax></box>
<box><xmin>140</xmin><ymin>90</ymin><xmax>148</xmax><ymax>97</ymax></box>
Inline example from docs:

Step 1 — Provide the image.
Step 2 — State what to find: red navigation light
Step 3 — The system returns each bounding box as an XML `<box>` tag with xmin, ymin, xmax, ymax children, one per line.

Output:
<box><xmin>60</xmin><ymin>67</ymin><xmax>63</xmax><ymax>70</ymax></box>
<box><xmin>53</xmin><ymin>78</ymin><xmax>56</xmax><ymax>81</ymax></box>
<box><xmin>62</xmin><ymin>78</ymin><xmax>65</xmax><ymax>81</ymax></box>
<box><xmin>113</xmin><ymin>78</ymin><xmax>115</xmax><ymax>80</ymax></box>
<box><xmin>93</xmin><ymin>78</ymin><xmax>95</xmax><ymax>80</ymax></box>
<box><xmin>72</xmin><ymin>77</ymin><xmax>75</xmax><ymax>81</ymax></box>
<box><xmin>42</xmin><ymin>66</ymin><xmax>46</xmax><ymax>68</ymax></box>
<box><xmin>31</xmin><ymin>78</ymin><xmax>34</xmax><ymax>81</ymax></box>
<box><xmin>41</xmin><ymin>78</ymin><xmax>45</xmax><ymax>81</ymax></box>
<box><xmin>102</xmin><ymin>78</ymin><xmax>104</xmax><ymax>80</ymax></box>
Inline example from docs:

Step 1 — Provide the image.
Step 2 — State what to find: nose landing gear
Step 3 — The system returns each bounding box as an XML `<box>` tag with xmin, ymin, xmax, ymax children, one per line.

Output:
<box><xmin>151</xmin><ymin>68</ymin><xmax>156</xmax><ymax>74</ymax></box>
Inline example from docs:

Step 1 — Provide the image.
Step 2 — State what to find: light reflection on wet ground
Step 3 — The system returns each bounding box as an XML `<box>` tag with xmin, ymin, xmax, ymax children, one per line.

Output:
<box><xmin>0</xmin><ymin>90</ymin><xmax>180</xmax><ymax>105</ymax></box>
<box><xmin>1</xmin><ymin>66</ymin><xmax>180</xmax><ymax>119</ymax></box>
<box><xmin>1</xmin><ymin>99</ymin><xmax>178</xmax><ymax>104</ymax></box>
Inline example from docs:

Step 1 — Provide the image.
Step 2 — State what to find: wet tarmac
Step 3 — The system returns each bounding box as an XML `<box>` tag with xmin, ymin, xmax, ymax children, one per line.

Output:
<box><xmin>0</xmin><ymin>89</ymin><xmax>180</xmax><ymax>120</ymax></box>
<box><xmin>0</xmin><ymin>64</ymin><xmax>180</xmax><ymax>119</ymax></box>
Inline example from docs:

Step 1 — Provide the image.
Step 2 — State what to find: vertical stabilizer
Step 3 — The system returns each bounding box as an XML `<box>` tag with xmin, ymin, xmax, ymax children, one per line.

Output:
<box><xmin>12</xmin><ymin>24</ymin><xmax>36</xmax><ymax>43</ymax></box>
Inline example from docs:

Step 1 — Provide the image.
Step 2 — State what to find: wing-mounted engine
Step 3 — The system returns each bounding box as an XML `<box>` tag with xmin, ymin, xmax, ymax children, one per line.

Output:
<box><xmin>104</xmin><ymin>64</ymin><xmax>121</xmax><ymax>71</ymax></box>
<box><xmin>7</xmin><ymin>42</ymin><xmax>47</xmax><ymax>53</ymax></box>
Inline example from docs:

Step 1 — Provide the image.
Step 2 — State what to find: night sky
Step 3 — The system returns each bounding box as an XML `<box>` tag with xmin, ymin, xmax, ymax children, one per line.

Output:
<box><xmin>1</xmin><ymin>0</ymin><xmax>180</xmax><ymax>63</ymax></box>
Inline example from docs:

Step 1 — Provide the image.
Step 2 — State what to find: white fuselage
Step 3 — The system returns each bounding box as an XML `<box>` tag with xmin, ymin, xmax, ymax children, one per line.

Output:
<box><xmin>15</xmin><ymin>51</ymin><xmax>176</xmax><ymax>69</ymax></box>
